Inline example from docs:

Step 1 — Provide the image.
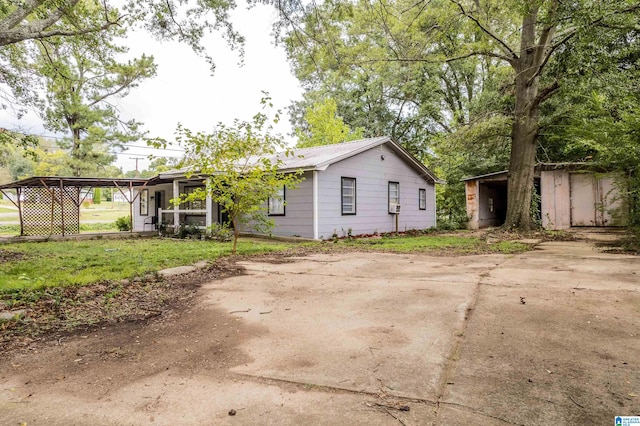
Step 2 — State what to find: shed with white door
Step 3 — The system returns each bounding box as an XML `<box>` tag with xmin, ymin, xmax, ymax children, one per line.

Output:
<box><xmin>464</xmin><ymin>163</ymin><xmax>628</xmax><ymax>230</ymax></box>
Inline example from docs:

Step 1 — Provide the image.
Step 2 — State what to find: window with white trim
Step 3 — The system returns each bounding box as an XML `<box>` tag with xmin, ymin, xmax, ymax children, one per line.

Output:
<box><xmin>419</xmin><ymin>188</ymin><xmax>426</xmax><ymax>210</ymax></box>
<box><xmin>140</xmin><ymin>189</ymin><xmax>149</xmax><ymax>216</ymax></box>
<box><xmin>268</xmin><ymin>186</ymin><xmax>285</xmax><ymax>216</ymax></box>
<box><xmin>388</xmin><ymin>182</ymin><xmax>399</xmax><ymax>212</ymax></box>
<box><xmin>341</xmin><ymin>177</ymin><xmax>356</xmax><ymax>215</ymax></box>
<box><xmin>185</xmin><ymin>186</ymin><xmax>206</xmax><ymax>210</ymax></box>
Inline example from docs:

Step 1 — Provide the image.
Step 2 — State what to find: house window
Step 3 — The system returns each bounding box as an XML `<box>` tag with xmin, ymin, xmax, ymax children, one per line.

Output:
<box><xmin>488</xmin><ymin>197</ymin><xmax>495</xmax><ymax>213</ymax></box>
<box><xmin>269</xmin><ymin>186</ymin><xmax>286</xmax><ymax>216</ymax></box>
<box><xmin>341</xmin><ymin>177</ymin><xmax>356</xmax><ymax>215</ymax></box>
<box><xmin>419</xmin><ymin>188</ymin><xmax>426</xmax><ymax>210</ymax></box>
<box><xmin>185</xmin><ymin>186</ymin><xmax>205</xmax><ymax>210</ymax></box>
<box><xmin>139</xmin><ymin>189</ymin><xmax>149</xmax><ymax>216</ymax></box>
<box><xmin>388</xmin><ymin>182</ymin><xmax>399</xmax><ymax>213</ymax></box>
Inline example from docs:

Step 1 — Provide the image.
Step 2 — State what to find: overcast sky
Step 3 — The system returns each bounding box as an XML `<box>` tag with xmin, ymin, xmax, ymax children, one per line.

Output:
<box><xmin>0</xmin><ymin>2</ymin><xmax>303</xmax><ymax>173</ymax></box>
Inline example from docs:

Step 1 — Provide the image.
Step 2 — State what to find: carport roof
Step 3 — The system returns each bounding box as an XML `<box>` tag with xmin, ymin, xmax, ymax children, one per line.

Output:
<box><xmin>461</xmin><ymin>170</ymin><xmax>509</xmax><ymax>182</ymax></box>
<box><xmin>0</xmin><ymin>176</ymin><xmax>162</xmax><ymax>189</ymax></box>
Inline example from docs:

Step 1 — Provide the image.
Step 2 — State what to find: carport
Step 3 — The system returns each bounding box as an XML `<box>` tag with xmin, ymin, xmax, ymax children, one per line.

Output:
<box><xmin>0</xmin><ymin>176</ymin><xmax>159</xmax><ymax>236</ymax></box>
<box><xmin>464</xmin><ymin>170</ymin><xmax>541</xmax><ymax>229</ymax></box>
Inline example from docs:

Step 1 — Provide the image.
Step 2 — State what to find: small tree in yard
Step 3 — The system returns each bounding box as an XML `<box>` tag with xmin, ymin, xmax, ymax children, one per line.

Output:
<box><xmin>175</xmin><ymin>96</ymin><xmax>304</xmax><ymax>254</ymax></box>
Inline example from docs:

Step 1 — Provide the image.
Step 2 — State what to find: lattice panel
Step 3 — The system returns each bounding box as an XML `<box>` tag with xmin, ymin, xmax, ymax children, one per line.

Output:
<box><xmin>21</xmin><ymin>186</ymin><xmax>80</xmax><ymax>236</ymax></box>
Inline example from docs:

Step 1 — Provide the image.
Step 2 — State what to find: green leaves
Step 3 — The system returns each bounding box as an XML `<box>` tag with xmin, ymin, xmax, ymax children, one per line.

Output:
<box><xmin>277</xmin><ymin>0</ymin><xmax>640</xmax><ymax>229</ymax></box>
<box><xmin>295</xmin><ymin>98</ymin><xmax>364</xmax><ymax>147</ymax></box>
<box><xmin>32</xmin><ymin>4</ymin><xmax>157</xmax><ymax>176</ymax></box>
<box><xmin>173</xmin><ymin>95</ymin><xmax>305</xmax><ymax>253</ymax></box>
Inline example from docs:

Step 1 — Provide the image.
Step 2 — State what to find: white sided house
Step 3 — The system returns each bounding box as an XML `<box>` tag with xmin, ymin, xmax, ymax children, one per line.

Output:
<box><xmin>132</xmin><ymin>137</ymin><xmax>439</xmax><ymax>239</ymax></box>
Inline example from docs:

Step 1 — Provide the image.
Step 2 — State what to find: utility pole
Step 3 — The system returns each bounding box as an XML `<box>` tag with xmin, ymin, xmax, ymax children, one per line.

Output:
<box><xmin>129</xmin><ymin>156</ymin><xmax>144</xmax><ymax>177</ymax></box>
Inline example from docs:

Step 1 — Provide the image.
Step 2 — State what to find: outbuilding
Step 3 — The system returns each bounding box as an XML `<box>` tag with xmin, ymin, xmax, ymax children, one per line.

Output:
<box><xmin>464</xmin><ymin>164</ymin><xmax>628</xmax><ymax>230</ymax></box>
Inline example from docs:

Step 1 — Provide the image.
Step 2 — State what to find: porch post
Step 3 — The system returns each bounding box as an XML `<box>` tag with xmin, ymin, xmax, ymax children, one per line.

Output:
<box><xmin>205</xmin><ymin>178</ymin><xmax>212</xmax><ymax>232</ymax></box>
<box><xmin>173</xmin><ymin>179</ymin><xmax>180</xmax><ymax>233</ymax></box>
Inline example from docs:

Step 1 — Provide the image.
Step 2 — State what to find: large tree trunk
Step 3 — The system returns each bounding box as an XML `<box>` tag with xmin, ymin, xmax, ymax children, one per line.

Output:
<box><xmin>231</xmin><ymin>215</ymin><xmax>239</xmax><ymax>254</ymax></box>
<box><xmin>72</xmin><ymin>128</ymin><xmax>82</xmax><ymax>177</ymax></box>
<box><xmin>505</xmin><ymin>102</ymin><xmax>537</xmax><ymax>230</ymax></box>
<box><xmin>504</xmin><ymin>10</ymin><xmax>541</xmax><ymax>230</ymax></box>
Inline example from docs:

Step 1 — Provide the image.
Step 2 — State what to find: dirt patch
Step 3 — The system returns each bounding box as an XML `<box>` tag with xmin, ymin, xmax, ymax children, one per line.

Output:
<box><xmin>0</xmin><ymin>259</ymin><xmax>247</xmax><ymax>354</ymax></box>
<box><xmin>0</xmin><ymin>301</ymin><xmax>261</xmax><ymax>411</ymax></box>
<box><xmin>0</xmin><ymin>249</ymin><xmax>27</xmax><ymax>263</ymax></box>
<box><xmin>596</xmin><ymin>233</ymin><xmax>640</xmax><ymax>255</ymax></box>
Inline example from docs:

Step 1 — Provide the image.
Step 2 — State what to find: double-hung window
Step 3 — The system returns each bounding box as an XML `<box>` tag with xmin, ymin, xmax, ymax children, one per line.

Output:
<box><xmin>185</xmin><ymin>186</ymin><xmax>206</xmax><ymax>210</ymax></box>
<box><xmin>341</xmin><ymin>177</ymin><xmax>356</xmax><ymax>215</ymax></box>
<box><xmin>139</xmin><ymin>189</ymin><xmax>149</xmax><ymax>216</ymax></box>
<box><xmin>388</xmin><ymin>182</ymin><xmax>399</xmax><ymax>213</ymax></box>
<box><xmin>419</xmin><ymin>188</ymin><xmax>427</xmax><ymax>210</ymax></box>
<box><xmin>268</xmin><ymin>186</ymin><xmax>286</xmax><ymax>216</ymax></box>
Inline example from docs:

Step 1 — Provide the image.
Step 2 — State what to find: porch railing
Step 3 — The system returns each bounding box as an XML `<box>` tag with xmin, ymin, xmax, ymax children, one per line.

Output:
<box><xmin>157</xmin><ymin>208</ymin><xmax>208</xmax><ymax>230</ymax></box>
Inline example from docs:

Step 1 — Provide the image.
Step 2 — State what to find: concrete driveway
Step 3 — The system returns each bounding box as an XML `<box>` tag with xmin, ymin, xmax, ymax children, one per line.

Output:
<box><xmin>1</xmin><ymin>239</ymin><xmax>639</xmax><ymax>425</ymax></box>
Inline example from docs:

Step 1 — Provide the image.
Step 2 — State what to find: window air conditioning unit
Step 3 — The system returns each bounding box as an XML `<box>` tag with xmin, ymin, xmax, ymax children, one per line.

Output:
<box><xmin>389</xmin><ymin>203</ymin><xmax>401</xmax><ymax>214</ymax></box>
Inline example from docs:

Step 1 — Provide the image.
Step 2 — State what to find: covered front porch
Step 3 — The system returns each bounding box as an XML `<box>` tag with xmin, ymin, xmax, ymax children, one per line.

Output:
<box><xmin>132</xmin><ymin>173</ymin><xmax>225</xmax><ymax>233</ymax></box>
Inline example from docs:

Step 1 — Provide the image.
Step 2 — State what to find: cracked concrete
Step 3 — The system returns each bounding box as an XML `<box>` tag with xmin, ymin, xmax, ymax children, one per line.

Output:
<box><xmin>1</xmin><ymin>239</ymin><xmax>639</xmax><ymax>425</ymax></box>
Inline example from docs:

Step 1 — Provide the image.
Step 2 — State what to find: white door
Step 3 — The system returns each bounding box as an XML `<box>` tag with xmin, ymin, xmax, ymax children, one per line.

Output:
<box><xmin>599</xmin><ymin>176</ymin><xmax>628</xmax><ymax>226</ymax></box>
<box><xmin>570</xmin><ymin>174</ymin><xmax>596</xmax><ymax>226</ymax></box>
<box><xmin>570</xmin><ymin>174</ymin><xmax>627</xmax><ymax>227</ymax></box>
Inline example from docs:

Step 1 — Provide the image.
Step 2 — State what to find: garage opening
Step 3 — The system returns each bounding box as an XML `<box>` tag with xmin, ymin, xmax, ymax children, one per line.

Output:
<box><xmin>466</xmin><ymin>171</ymin><xmax>541</xmax><ymax>229</ymax></box>
<box><xmin>478</xmin><ymin>181</ymin><xmax>508</xmax><ymax>228</ymax></box>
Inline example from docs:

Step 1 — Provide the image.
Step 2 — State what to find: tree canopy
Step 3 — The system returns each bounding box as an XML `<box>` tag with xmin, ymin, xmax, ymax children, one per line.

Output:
<box><xmin>274</xmin><ymin>0</ymin><xmax>640</xmax><ymax>229</ymax></box>
<box><xmin>0</xmin><ymin>0</ymin><xmax>242</xmax><ymax>118</ymax></box>
<box><xmin>295</xmin><ymin>98</ymin><xmax>364</xmax><ymax>147</ymax></box>
<box><xmin>34</xmin><ymin>4</ymin><xmax>157</xmax><ymax>176</ymax></box>
<box><xmin>175</xmin><ymin>96</ymin><xmax>304</xmax><ymax>253</ymax></box>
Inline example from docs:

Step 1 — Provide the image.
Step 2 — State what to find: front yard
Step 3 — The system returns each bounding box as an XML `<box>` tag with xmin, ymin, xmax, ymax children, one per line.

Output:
<box><xmin>0</xmin><ymin>234</ymin><xmax>530</xmax><ymax>294</ymax></box>
<box><xmin>0</xmin><ymin>233</ymin><xmax>532</xmax><ymax>350</ymax></box>
<box><xmin>0</xmin><ymin>235</ymin><xmax>637</xmax><ymax>425</ymax></box>
<box><xmin>0</xmin><ymin>238</ymin><xmax>293</xmax><ymax>293</ymax></box>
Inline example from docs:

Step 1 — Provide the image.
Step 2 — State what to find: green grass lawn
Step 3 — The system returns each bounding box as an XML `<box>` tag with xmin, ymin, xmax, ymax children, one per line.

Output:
<box><xmin>0</xmin><ymin>202</ymin><xmax>129</xmax><ymax>225</ymax></box>
<box><xmin>0</xmin><ymin>233</ymin><xmax>531</xmax><ymax>294</ymax></box>
<box><xmin>0</xmin><ymin>202</ymin><xmax>129</xmax><ymax>235</ymax></box>
<box><xmin>0</xmin><ymin>238</ymin><xmax>292</xmax><ymax>293</ymax></box>
<box><xmin>340</xmin><ymin>234</ymin><xmax>529</xmax><ymax>254</ymax></box>
<box><xmin>80</xmin><ymin>202</ymin><xmax>130</xmax><ymax>222</ymax></box>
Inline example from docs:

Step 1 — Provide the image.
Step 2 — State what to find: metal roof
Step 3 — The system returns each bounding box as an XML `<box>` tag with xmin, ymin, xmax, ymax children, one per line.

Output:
<box><xmin>461</xmin><ymin>170</ymin><xmax>509</xmax><ymax>182</ymax></box>
<box><xmin>0</xmin><ymin>138</ymin><xmax>441</xmax><ymax>189</ymax></box>
<box><xmin>160</xmin><ymin>136</ymin><xmax>441</xmax><ymax>183</ymax></box>
<box><xmin>461</xmin><ymin>162</ymin><xmax>607</xmax><ymax>182</ymax></box>
<box><xmin>0</xmin><ymin>176</ymin><xmax>155</xmax><ymax>190</ymax></box>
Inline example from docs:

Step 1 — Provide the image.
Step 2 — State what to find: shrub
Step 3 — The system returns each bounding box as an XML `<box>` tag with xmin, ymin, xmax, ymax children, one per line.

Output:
<box><xmin>208</xmin><ymin>223</ymin><xmax>233</xmax><ymax>242</ymax></box>
<box><xmin>115</xmin><ymin>216</ymin><xmax>131</xmax><ymax>231</ymax></box>
<box><xmin>177</xmin><ymin>224</ymin><xmax>201</xmax><ymax>239</ymax></box>
<box><xmin>93</xmin><ymin>188</ymin><xmax>102</xmax><ymax>205</ymax></box>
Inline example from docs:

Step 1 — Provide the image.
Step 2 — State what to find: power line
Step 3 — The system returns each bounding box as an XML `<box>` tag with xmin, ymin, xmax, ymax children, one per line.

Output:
<box><xmin>15</xmin><ymin>131</ymin><xmax>186</xmax><ymax>153</ymax></box>
<box><xmin>109</xmin><ymin>151</ymin><xmax>182</xmax><ymax>159</ymax></box>
<box><xmin>129</xmin><ymin>156</ymin><xmax>145</xmax><ymax>175</ymax></box>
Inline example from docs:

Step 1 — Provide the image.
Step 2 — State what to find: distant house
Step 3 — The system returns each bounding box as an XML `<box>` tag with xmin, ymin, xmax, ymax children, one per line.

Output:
<box><xmin>132</xmin><ymin>136</ymin><xmax>440</xmax><ymax>239</ymax></box>
<box><xmin>463</xmin><ymin>163</ymin><xmax>628</xmax><ymax>230</ymax></box>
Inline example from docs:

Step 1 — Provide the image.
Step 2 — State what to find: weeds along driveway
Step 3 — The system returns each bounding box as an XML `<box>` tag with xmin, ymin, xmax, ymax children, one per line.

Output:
<box><xmin>0</xmin><ymin>240</ymin><xmax>638</xmax><ymax>425</ymax></box>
